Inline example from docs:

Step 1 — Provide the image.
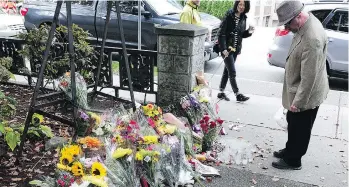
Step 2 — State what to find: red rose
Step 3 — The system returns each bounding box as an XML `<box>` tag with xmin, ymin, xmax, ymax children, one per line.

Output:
<box><xmin>203</xmin><ymin>115</ymin><xmax>210</xmax><ymax>122</ymax></box>
<box><xmin>216</xmin><ymin>118</ymin><xmax>224</xmax><ymax>125</ymax></box>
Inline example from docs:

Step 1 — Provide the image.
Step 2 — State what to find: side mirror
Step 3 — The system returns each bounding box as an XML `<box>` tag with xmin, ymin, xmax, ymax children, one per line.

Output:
<box><xmin>132</xmin><ymin>6</ymin><xmax>152</xmax><ymax>18</ymax></box>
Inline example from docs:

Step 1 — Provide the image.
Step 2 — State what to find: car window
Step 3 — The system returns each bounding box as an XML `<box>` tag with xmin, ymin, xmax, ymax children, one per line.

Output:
<box><xmin>339</xmin><ymin>11</ymin><xmax>348</xmax><ymax>33</ymax></box>
<box><xmin>326</xmin><ymin>10</ymin><xmax>348</xmax><ymax>33</ymax></box>
<box><xmin>310</xmin><ymin>9</ymin><xmax>332</xmax><ymax>23</ymax></box>
<box><xmin>119</xmin><ymin>1</ymin><xmax>145</xmax><ymax>14</ymax></box>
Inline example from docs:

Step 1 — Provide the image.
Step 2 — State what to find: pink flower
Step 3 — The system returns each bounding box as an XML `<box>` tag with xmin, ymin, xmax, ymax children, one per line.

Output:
<box><xmin>203</xmin><ymin>115</ymin><xmax>210</xmax><ymax>122</ymax></box>
<box><xmin>148</xmin><ymin>118</ymin><xmax>156</xmax><ymax>128</ymax></box>
<box><xmin>210</xmin><ymin>121</ymin><xmax>217</xmax><ymax>129</ymax></box>
<box><xmin>63</xmin><ymin>175</ymin><xmax>67</xmax><ymax>179</ymax></box>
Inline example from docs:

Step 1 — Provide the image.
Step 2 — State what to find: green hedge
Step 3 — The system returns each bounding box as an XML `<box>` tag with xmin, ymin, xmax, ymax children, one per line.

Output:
<box><xmin>178</xmin><ymin>0</ymin><xmax>235</xmax><ymax>20</ymax></box>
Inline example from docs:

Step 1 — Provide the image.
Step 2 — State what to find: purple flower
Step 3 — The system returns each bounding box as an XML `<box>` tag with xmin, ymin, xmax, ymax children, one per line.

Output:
<box><xmin>79</xmin><ymin>111</ymin><xmax>89</xmax><ymax>121</ymax></box>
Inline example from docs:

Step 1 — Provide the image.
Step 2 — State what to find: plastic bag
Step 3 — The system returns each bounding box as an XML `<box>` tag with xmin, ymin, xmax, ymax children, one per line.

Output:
<box><xmin>274</xmin><ymin>107</ymin><xmax>288</xmax><ymax>130</ymax></box>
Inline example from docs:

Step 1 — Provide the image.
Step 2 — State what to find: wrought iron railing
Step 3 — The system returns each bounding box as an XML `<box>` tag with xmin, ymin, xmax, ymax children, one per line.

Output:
<box><xmin>0</xmin><ymin>37</ymin><xmax>158</xmax><ymax>101</ymax></box>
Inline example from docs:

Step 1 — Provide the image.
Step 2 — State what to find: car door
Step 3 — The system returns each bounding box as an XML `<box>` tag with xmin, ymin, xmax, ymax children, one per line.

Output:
<box><xmin>104</xmin><ymin>1</ymin><xmax>155</xmax><ymax>49</ymax></box>
<box><xmin>323</xmin><ymin>9</ymin><xmax>348</xmax><ymax>73</ymax></box>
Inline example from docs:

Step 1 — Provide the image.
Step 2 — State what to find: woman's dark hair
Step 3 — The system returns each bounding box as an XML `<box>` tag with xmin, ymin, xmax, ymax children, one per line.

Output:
<box><xmin>233</xmin><ymin>0</ymin><xmax>250</xmax><ymax>14</ymax></box>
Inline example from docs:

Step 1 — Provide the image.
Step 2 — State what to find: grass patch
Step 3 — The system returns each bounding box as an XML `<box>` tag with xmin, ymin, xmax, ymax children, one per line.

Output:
<box><xmin>112</xmin><ymin>61</ymin><xmax>158</xmax><ymax>76</ymax></box>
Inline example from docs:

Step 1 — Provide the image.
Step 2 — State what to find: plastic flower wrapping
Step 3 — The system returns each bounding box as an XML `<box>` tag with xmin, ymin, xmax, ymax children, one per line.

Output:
<box><xmin>58</xmin><ymin>72</ymin><xmax>88</xmax><ymax>110</ymax></box>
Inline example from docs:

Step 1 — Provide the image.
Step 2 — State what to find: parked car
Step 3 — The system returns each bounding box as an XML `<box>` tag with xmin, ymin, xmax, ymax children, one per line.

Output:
<box><xmin>21</xmin><ymin>0</ymin><xmax>221</xmax><ymax>62</ymax></box>
<box><xmin>267</xmin><ymin>2</ymin><xmax>348</xmax><ymax>79</ymax></box>
<box><xmin>0</xmin><ymin>8</ymin><xmax>26</xmax><ymax>37</ymax></box>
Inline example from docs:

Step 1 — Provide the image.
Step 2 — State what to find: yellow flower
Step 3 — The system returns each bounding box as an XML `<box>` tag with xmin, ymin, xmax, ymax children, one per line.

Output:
<box><xmin>163</xmin><ymin>125</ymin><xmax>176</xmax><ymax>134</ymax></box>
<box><xmin>71</xmin><ymin>161</ymin><xmax>85</xmax><ymax>176</ymax></box>
<box><xmin>57</xmin><ymin>163</ymin><xmax>71</xmax><ymax>171</ymax></box>
<box><xmin>89</xmin><ymin>113</ymin><xmax>101</xmax><ymax>125</ymax></box>
<box><xmin>143</xmin><ymin>136</ymin><xmax>158</xmax><ymax>144</ymax></box>
<box><xmin>66</xmin><ymin>145</ymin><xmax>81</xmax><ymax>157</ymax></box>
<box><xmin>157</xmin><ymin>106</ymin><xmax>162</xmax><ymax>114</ymax></box>
<box><xmin>135</xmin><ymin>150</ymin><xmax>144</xmax><ymax>161</ymax></box>
<box><xmin>152</xmin><ymin>151</ymin><xmax>160</xmax><ymax>162</ymax></box>
<box><xmin>91</xmin><ymin>162</ymin><xmax>107</xmax><ymax>179</ymax></box>
<box><xmin>59</xmin><ymin>152</ymin><xmax>73</xmax><ymax>165</ymax></box>
<box><xmin>112</xmin><ymin>148</ymin><xmax>132</xmax><ymax>159</ymax></box>
<box><xmin>82</xmin><ymin>176</ymin><xmax>108</xmax><ymax>187</ymax></box>
<box><xmin>114</xmin><ymin>135</ymin><xmax>124</xmax><ymax>144</ymax></box>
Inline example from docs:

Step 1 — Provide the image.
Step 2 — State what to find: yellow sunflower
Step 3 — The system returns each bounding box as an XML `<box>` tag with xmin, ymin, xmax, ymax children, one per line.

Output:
<box><xmin>59</xmin><ymin>152</ymin><xmax>73</xmax><ymax>165</ymax></box>
<box><xmin>71</xmin><ymin>161</ymin><xmax>85</xmax><ymax>177</ymax></box>
<box><xmin>135</xmin><ymin>151</ymin><xmax>144</xmax><ymax>161</ymax></box>
<box><xmin>91</xmin><ymin>162</ymin><xmax>107</xmax><ymax>178</ymax></box>
<box><xmin>65</xmin><ymin>145</ymin><xmax>81</xmax><ymax>157</ymax></box>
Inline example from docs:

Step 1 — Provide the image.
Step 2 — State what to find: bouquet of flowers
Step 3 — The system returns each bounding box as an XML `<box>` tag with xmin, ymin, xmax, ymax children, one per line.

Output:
<box><xmin>55</xmin><ymin>144</ymin><xmax>109</xmax><ymax>187</ymax></box>
<box><xmin>104</xmin><ymin>138</ymin><xmax>140</xmax><ymax>187</ymax></box>
<box><xmin>76</xmin><ymin>110</ymin><xmax>102</xmax><ymax>136</ymax></box>
<box><xmin>58</xmin><ymin>72</ymin><xmax>88</xmax><ymax>109</ymax></box>
<box><xmin>199</xmin><ymin>115</ymin><xmax>224</xmax><ymax>152</ymax></box>
<box><xmin>179</xmin><ymin>94</ymin><xmax>203</xmax><ymax>126</ymax></box>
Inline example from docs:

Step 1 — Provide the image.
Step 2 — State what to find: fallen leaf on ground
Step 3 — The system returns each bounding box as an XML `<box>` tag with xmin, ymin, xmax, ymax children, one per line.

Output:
<box><xmin>251</xmin><ymin>179</ymin><xmax>257</xmax><ymax>185</ymax></box>
<box><xmin>34</xmin><ymin>169</ymin><xmax>45</xmax><ymax>174</ymax></box>
<box><xmin>272</xmin><ymin>176</ymin><xmax>280</xmax><ymax>182</ymax></box>
<box><xmin>11</xmin><ymin>178</ymin><xmax>22</xmax><ymax>182</ymax></box>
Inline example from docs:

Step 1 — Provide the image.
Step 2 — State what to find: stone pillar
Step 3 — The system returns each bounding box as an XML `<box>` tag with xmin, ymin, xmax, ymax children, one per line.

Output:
<box><xmin>155</xmin><ymin>23</ymin><xmax>208</xmax><ymax>107</ymax></box>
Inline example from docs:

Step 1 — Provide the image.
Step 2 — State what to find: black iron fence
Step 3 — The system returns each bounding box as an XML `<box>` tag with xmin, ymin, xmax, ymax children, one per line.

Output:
<box><xmin>0</xmin><ymin>37</ymin><xmax>157</xmax><ymax>101</ymax></box>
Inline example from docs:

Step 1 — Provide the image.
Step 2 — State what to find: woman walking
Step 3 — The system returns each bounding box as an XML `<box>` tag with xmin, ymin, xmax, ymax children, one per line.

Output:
<box><xmin>217</xmin><ymin>0</ymin><xmax>254</xmax><ymax>102</ymax></box>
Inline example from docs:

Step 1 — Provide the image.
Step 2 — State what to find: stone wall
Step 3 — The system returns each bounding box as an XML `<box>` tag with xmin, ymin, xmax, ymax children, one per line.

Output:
<box><xmin>156</xmin><ymin>23</ymin><xmax>208</xmax><ymax>107</ymax></box>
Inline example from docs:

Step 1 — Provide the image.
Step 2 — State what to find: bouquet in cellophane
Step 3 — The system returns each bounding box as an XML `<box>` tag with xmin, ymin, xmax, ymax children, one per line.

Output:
<box><xmin>58</xmin><ymin>72</ymin><xmax>88</xmax><ymax>110</ymax></box>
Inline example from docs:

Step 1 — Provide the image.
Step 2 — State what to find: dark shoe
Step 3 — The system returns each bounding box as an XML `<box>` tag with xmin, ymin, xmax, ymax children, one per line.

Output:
<box><xmin>273</xmin><ymin>148</ymin><xmax>286</xmax><ymax>159</ymax></box>
<box><xmin>272</xmin><ymin>159</ymin><xmax>302</xmax><ymax>170</ymax></box>
<box><xmin>236</xmin><ymin>94</ymin><xmax>249</xmax><ymax>102</ymax></box>
<box><xmin>218</xmin><ymin>93</ymin><xmax>230</xmax><ymax>101</ymax></box>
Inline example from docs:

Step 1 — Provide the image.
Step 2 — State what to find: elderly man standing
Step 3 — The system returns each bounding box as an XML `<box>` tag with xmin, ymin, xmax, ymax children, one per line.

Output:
<box><xmin>180</xmin><ymin>0</ymin><xmax>202</xmax><ymax>26</ymax></box>
<box><xmin>272</xmin><ymin>0</ymin><xmax>329</xmax><ymax>170</ymax></box>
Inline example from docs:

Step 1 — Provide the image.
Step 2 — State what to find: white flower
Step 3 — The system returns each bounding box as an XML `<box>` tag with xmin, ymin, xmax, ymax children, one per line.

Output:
<box><xmin>93</xmin><ymin>127</ymin><xmax>104</xmax><ymax>136</ymax></box>
<box><xmin>71</xmin><ymin>181</ymin><xmax>90</xmax><ymax>187</ymax></box>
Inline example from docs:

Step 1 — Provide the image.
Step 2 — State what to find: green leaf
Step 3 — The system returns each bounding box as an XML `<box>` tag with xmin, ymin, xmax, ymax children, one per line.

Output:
<box><xmin>29</xmin><ymin>180</ymin><xmax>44</xmax><ymax>186</ymax></box>
<box><xmin>5</xmin><ymin>131</ymin><xmax>19</xmax><ymax>151</ymax></box>
<box><xmin>0</xmin><ymin>122</ymin><xmax>5</xmax><ymax>134</ymax></box>
<box><xmin>7</xmin><ymin>104</ymin><xmax>16</xmax><ymax>110</ymax></box>
<box><xmin>10</xmin><ymin>73</ymin><xmax>16</xmax><ymax>80</ymax></box>
<box><xmin>39</xmin><ymin>125</ymin><xmax>54</xmax><ymax>138</ymax></box>
<box><xmin>28</xmin><ymin>130</ymin><xmax>41</xmax><ymax>137</ymax></box>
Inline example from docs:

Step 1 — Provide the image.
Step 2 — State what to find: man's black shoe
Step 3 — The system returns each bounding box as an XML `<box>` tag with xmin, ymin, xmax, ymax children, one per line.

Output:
<box><xmin>272</xmin><ymin>159</ymin><xmax>302</xmax><ymax>170</ymax></box>
<box><xmin>273</xmin><ymin>148</ymin><xmax>286</xmax><ymax>159</ymax></box>
<box><xmin>236</xmin><ymin>94</ymin><xmax>249</xmax><ymax>102</ymax></box>
<box><xmin>218</xmin><ymin>93</ymin><xmax>230</xmax><ymax>101</ymax></box>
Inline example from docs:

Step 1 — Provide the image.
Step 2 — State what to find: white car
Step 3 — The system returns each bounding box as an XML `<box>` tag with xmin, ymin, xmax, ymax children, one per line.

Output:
<box><xmin>0</xmin><ymin>8</ymin><xmax>26</xmax><ymax>37</ymax></box>
<box><xmin>267</xmin><ymin>2</ymin><xmax>348</xmax><ymax>79</ymax></box>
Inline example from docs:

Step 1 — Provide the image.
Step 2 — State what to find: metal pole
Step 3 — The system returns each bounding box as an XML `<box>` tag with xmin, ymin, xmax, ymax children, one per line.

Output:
<box><xmin>93</xmin><ymin>1</ymin><xmax>112</xmax><ymax>93</ymax></box>
<box><xmin>115</xmin><ymin>1</ymin><xmax>136</xmax><ymax>111</ymax></box>
<box><xmin>138</xmin><ymin>0</ymin><xmax>141</xmax><ymax>50</ymax></box>
<box><xmin>66</xmin><ymin>1</ymin><xmax>78</xmax><ymax>140</ymax></box>
<box><xmin>17</xmin><ymin>0</ymin><xmax>63</xmax><ymax>158</ymax></box>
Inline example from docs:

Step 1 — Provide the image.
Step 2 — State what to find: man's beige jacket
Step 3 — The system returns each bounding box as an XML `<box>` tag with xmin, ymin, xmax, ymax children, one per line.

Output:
<box><xmin>282</xmin><ymin>13</ymin><xmax>329</xmax><ymax>111</ymax></box>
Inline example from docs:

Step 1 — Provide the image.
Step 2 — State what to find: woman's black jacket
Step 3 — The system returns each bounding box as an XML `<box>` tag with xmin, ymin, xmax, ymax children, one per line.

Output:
<box><xmin>218</xmin><ymin>9</ymin><xmax>252</xmax><ymax>54</ymax></box>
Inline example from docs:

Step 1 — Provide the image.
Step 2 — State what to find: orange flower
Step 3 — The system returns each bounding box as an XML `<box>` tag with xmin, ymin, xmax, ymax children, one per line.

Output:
<box><xmin>78</xmin><ymin>136</ymin><xmax>102</xmax><ymax>148</ymax></box>
<box><xmin>147</xmin><ymin>104</ymin><xmax>154</xmax><ymax>110</ymax></box>
<box><xmin>65</xmin><ymin>72</ymin><xmax>71</xmax><ymax>77</ymax></box>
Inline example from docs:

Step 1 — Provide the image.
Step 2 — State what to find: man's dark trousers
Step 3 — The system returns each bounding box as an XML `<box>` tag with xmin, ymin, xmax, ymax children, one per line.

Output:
<box><xmin>284</xmin><ymin>106</ymin><xmax>319</xmax><ymax>166</ymax></box>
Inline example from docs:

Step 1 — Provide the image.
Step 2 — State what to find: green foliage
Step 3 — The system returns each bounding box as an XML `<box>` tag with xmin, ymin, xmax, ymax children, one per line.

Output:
<box><xmin>0</xmin><ymin>113</ymin><xmax>53</xmax><ymax>152</ymax></box>
<box><xmin>0</xmin><ymin>90</ymin><xmax>17</xmax><ymax>119</ymax></box>
<box><xmin>178</xmin><ymin>0</ymin><xmax>234</xmax><ymax>20</ymax></box>
<box><xmin>0</xmin><ymin>57</ymin><xmax>15</xmax><ymax>82</ymax></box>
<box><xmin>18</xmin><ymin>24</ymin><xmax>95</xmax><ymax>83</ymax></box>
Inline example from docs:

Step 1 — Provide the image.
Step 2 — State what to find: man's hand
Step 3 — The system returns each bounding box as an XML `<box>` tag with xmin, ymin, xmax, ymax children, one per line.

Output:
<box><xmin>222</xmin><ymin>50</ymin><xmax>229</xmax><ymax>57</ymax></box>
<box><xmin>290</xmin><ymin>105</ymin><xmax>300</xmax><ymax>113</ymax></box>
